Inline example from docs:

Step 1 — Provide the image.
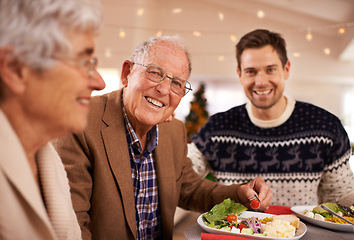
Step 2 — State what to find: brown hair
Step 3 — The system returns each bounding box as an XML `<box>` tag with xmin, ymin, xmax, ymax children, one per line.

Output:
<box><xmin>236</xmin><ymin>29</ymin><xmax>288</xmax><ymax>71</ymax></box>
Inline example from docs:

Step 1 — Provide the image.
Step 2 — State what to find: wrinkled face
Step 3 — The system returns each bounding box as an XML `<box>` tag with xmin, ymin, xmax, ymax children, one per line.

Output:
<box><xmin>121</xmin><ymin>43</ymin><xmax>190</xmax><ymax>131</ymax></box>
<box><xmin>22</xmin><ymin>31</ymin><xmax>105</xmax><ymax>136</ymax></box>
<box><xmin>237</xmin><ymin>45</ymin><xmax>290</xmax><ymax>113</ymax></box>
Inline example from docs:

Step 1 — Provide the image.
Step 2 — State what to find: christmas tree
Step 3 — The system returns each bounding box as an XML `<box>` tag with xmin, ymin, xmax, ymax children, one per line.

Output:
<box><xmin>185</xmin><ymin>83</ymin><xmax>209</xmax><ymax>142</ymax></box>
<box><xmin>184</xmin><ymin>84</ymin><xmax>216</xmax><ymax>181</ymax></box>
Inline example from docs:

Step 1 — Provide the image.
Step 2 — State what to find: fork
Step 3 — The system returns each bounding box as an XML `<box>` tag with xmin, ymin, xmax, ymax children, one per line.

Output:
<box><xmin>320</xmin><ymin>205</ymin><xmax>354</xmax><ymax>226</ymax></box>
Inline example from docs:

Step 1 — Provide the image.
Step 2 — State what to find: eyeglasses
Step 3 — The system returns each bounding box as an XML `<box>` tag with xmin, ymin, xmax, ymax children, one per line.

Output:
<box><xmin>81</xmin><ymin>57</ymin><xmax>98</xmax><ymax>78</ymax></box>
<box><xmin>54</xmin><ymin>55</ymin><xmax>98</xmax><ymax>78</ymax></box>
<box><xmin>132</xmin><ymin>62</ymin><xmax>192</xmax><ymax>96</ymax></box>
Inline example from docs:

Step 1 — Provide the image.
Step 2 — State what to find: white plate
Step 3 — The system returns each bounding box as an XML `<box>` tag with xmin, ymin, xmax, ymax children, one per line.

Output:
<box><xmin>197</xmin><ymin>211</ymin><xmax>307</xmax><ymax>240</ymax></box>
<box><xmin>291</xmin><ymin>205</ymin><xmax>354</xmax><ymax>233</ymax></box>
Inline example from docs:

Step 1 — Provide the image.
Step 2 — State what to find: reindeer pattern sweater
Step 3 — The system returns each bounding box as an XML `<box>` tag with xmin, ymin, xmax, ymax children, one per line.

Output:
<box><xmin>190</xmin><ymin>97</ymin><xmax>354</xmax><ymax>206</ymax></box>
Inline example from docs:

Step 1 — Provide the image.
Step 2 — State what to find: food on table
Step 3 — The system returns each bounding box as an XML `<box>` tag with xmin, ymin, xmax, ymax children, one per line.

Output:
<box><xmin>263</xmin><ymin>219</ymin><xmax>295</xmax><ymax>238</ymax></box>
<box><xmin>202</xmin><ymin>198</ymin><xmax>248</xmax><ymax>228</ymax></box>
<box><xmin>338</xmin><ymin>204</ymin><xmax>354</xmax><ymax>217</ymax></box>
<box><xmin>226</xmin><ymin>214</ymin><xmax>237</xmax><ymax>223</ymax></box>
<box><xmin>249</xmin><ymin>194</ymin><xmax>261</xmax><ymax>209</ymax></box>
<box><xmin>300</xmin><ymin>202</ymin><xmax>354</xmax><ymax>224</ymax></box>
<box><xmin>314</xmin><ymin>213</ymin><xmax>325</xmax><ymax>221</ymax></box>
<box><xmin>272</xmin><ymin>214</ymin><xmax>300</xmax><ymax>228</ymax></box>
<box><xmin>202</xmin><ymin>199</ymin><xmax>300</xmax><ymax>238</ymax></box>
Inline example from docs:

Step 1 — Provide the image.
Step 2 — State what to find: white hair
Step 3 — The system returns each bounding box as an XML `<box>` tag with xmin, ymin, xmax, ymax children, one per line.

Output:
<box><xmin>130</xmin><ymin>35</ymin><xmax>192</xmax><ymax>76</ymax></box>
<box><xmin>0</xmin><ymin>0</ymin><xmax>103</xmax><ymax>70</ymax></box>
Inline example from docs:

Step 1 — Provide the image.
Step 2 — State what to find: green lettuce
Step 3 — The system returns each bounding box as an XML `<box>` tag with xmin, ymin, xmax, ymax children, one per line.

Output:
<box><xmin>313</xmin><ymin>202</ymin><xmax>346</xmax><ymax>218</ymax></box>
<box><xmin>203</xmin><ymin>198</ymin><xmax>247</xmax><ymax>227</ymax></box>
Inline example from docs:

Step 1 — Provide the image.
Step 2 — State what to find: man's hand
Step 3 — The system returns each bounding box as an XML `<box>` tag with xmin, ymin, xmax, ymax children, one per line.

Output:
<box><xmin>236</xmin><ymin>177</ymin><xmax>272</xmax><ymax>212</ymax></box>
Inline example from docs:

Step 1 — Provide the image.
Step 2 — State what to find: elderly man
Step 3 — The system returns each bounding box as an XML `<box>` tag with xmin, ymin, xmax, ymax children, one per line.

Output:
<box><xmin>53</xmin><ymin>35</ymin><xmax>272</xmax><ymax>239</ymax></box>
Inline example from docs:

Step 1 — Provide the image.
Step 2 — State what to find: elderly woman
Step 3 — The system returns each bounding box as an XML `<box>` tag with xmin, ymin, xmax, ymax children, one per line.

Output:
<box><xmin>0</xmin><ymin>0</ymin><xmax>105</xmax><ymax>239</ymax></box>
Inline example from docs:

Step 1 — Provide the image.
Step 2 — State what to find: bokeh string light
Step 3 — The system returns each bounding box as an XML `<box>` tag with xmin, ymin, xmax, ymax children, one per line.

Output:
<box><xmin>306</xmin><ymin>28</ymin><xmax>313</xmax><ymax>42</ymax></box>
<box><xmin>104</xmin><ymin>9</ymin><xmax>354</xmax><ymax>59</ymax></box>
<box><xmin>108</xmin><ymin>21</ymin><xmax>353</xmax><ymax>41</ymax></box>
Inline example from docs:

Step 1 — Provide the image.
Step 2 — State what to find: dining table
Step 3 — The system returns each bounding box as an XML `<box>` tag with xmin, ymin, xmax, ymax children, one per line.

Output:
<box><xmin>183</xmin><ymin>206</ymin><xmax>354</xmax><ymax>240</ymax></box>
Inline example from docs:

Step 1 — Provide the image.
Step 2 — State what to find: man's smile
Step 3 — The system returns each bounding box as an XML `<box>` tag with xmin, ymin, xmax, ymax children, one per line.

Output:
<box><xmin>254</xmin><ymin>89</ymin><xmax>272</xmax><ymax>95</ymax></box>
<box><xmin>145</xmin><ymin>96</ymin><xmax>165</xmax><ymax>108</ymax></box>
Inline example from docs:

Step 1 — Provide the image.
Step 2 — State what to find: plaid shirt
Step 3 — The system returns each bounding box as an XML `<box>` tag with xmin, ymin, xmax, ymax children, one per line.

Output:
<box><xmin>122</xmin><ymin>104</ymin><xmax>161</xmax><ymax>239</ymax></box>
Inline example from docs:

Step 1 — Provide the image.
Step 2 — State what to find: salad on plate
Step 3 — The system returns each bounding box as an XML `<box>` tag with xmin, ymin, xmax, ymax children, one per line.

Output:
<box><xmin>299</xmin><ymin>202</ymin><xmax>354</xmax><ymax>224</ymax></box>
<box><xmin>201</xmin><ymin>198</ymin><xmax>304</xmax><ymax>238</ymax></box>
<box><xmin>291</xmin><ymin>203</ymin><xmax>354</xmax><ymax>233</ymax></box>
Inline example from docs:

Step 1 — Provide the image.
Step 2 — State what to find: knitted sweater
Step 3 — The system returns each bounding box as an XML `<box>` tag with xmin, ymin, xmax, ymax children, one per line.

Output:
<box><xmin>190</xmin><ymin>98</ymin><xmax>354</xmax><ymax>206</ymax></box>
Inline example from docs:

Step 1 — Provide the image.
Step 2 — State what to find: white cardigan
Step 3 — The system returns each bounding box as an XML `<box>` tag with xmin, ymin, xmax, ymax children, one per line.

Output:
<box><xmin>0</xmin><ymin>110</ymin><xmax>81</xmax><ymax>240</ymax></box>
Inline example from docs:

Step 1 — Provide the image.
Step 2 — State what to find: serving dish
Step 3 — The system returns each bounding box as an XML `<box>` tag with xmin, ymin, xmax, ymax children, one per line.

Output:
<box><xmin>291</xmin><ymin>205</ymin><xmax>354</xmax><ymax>233</ymax></box>
<box><xmin>197</xmin><ymin>211</ymin><xmax>307</xmax><ymax>240</ymax></box>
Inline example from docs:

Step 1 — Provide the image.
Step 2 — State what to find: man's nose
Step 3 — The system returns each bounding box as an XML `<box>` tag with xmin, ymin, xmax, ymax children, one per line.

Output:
<box><xmin>254</xmin><ymin>71</ymin><xmax>267</xmax><ymax>86</ymax></box>
<box><xmin>155</xmin><ymin>76</ymin><xmax>171</xmax><ymax>95</ymax></box>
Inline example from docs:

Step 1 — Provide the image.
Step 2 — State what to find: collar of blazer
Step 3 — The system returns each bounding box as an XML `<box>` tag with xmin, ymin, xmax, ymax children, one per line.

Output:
<box><xmin>98</xmin><ymin>89</ymin><xmax>178</xmax><ymax>237</ymax></box>
<box><xmin>100</xmin><ymin>89</ymin><xmax>138</xmax><ymax>237</ymax></box>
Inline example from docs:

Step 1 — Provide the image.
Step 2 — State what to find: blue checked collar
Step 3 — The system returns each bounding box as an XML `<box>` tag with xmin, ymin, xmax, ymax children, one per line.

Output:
<box><xmin>122</xmin><ymin>101</ymin><xmax>158</xmax><ymax>154</ymax></box>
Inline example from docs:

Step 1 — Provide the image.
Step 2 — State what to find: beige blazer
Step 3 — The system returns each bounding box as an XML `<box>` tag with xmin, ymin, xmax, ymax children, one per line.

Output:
<box><xmin>53</xmin><ymin>89</ymin><xmax>240</xmax><ymax>240</ymax></box>
<box><xmin>0</xmin><ymin>110</ymin><xmax>81</xmax><ymax>240</ymax></box>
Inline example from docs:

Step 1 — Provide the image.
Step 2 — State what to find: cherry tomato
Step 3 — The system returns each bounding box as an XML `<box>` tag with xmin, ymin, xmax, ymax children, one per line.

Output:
<box><xmin>250</xmin><ymin>198</ymin><xmax>260</xmax><ymax>209</ymax></box>
<box><xmin>237</xmin><ymin>223</ymin><xmax>248</xmax><ymax>231</ymax></box>
<box><xmin>226</xmin><ymin>214</ymin><xmax>237</xmax><ymax>223</ymax></box>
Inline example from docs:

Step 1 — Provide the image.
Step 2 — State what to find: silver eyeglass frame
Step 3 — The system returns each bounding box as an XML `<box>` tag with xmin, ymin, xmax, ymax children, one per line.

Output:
<box><xmin>132</xmin><ymin>62</ymin><xmax>192</xmax><ymax>96</ymax></box>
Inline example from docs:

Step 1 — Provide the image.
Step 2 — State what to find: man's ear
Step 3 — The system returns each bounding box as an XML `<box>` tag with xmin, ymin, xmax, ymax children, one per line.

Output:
<box><xmin>283</xmin><ymin>60</ymin><xmax>291</xmax><ymax>80</ymax></box>
<box><xmin>236</xmin><ymin>67</ymin><xmax>241</xmax><ymax>79</ymax></box>
<box><xmin>0</xmin><ymin>47</ymin><xmax>26</xmax><ymax>95</ymax></box>
<box><xmin>120</xmin><ymin>60</ymin><xmax>133</xmax><ymax>87</ymax></box>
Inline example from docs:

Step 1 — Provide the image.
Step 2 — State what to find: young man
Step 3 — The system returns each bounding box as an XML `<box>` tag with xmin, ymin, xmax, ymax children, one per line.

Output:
<box><xmin>53</xmin><ymin>35</ymin><xmax>272</xmax><ymax>240</ymax></box>
<box><xmin>190</xmin><ymin>29</ymin><xmax>354</xmax><ymax>207</ymax></box>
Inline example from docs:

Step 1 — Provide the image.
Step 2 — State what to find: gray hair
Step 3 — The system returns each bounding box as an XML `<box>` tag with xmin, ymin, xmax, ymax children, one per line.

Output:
<box><xmin>130</xmin><ymin>35</ymin><xmax>192</xmax><ymax>76</ymax></box>
<box><xmin>0</xmin><ymin>0</ymin><xmax>103</xmax><ymax>70</ymax></box>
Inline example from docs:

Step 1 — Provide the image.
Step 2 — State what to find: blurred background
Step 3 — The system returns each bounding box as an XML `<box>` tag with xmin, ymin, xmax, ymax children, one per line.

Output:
<box><xmin>93</xmin><ymin>0</ymin><xmax>354</xmax><ymax>171</ymax></box>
